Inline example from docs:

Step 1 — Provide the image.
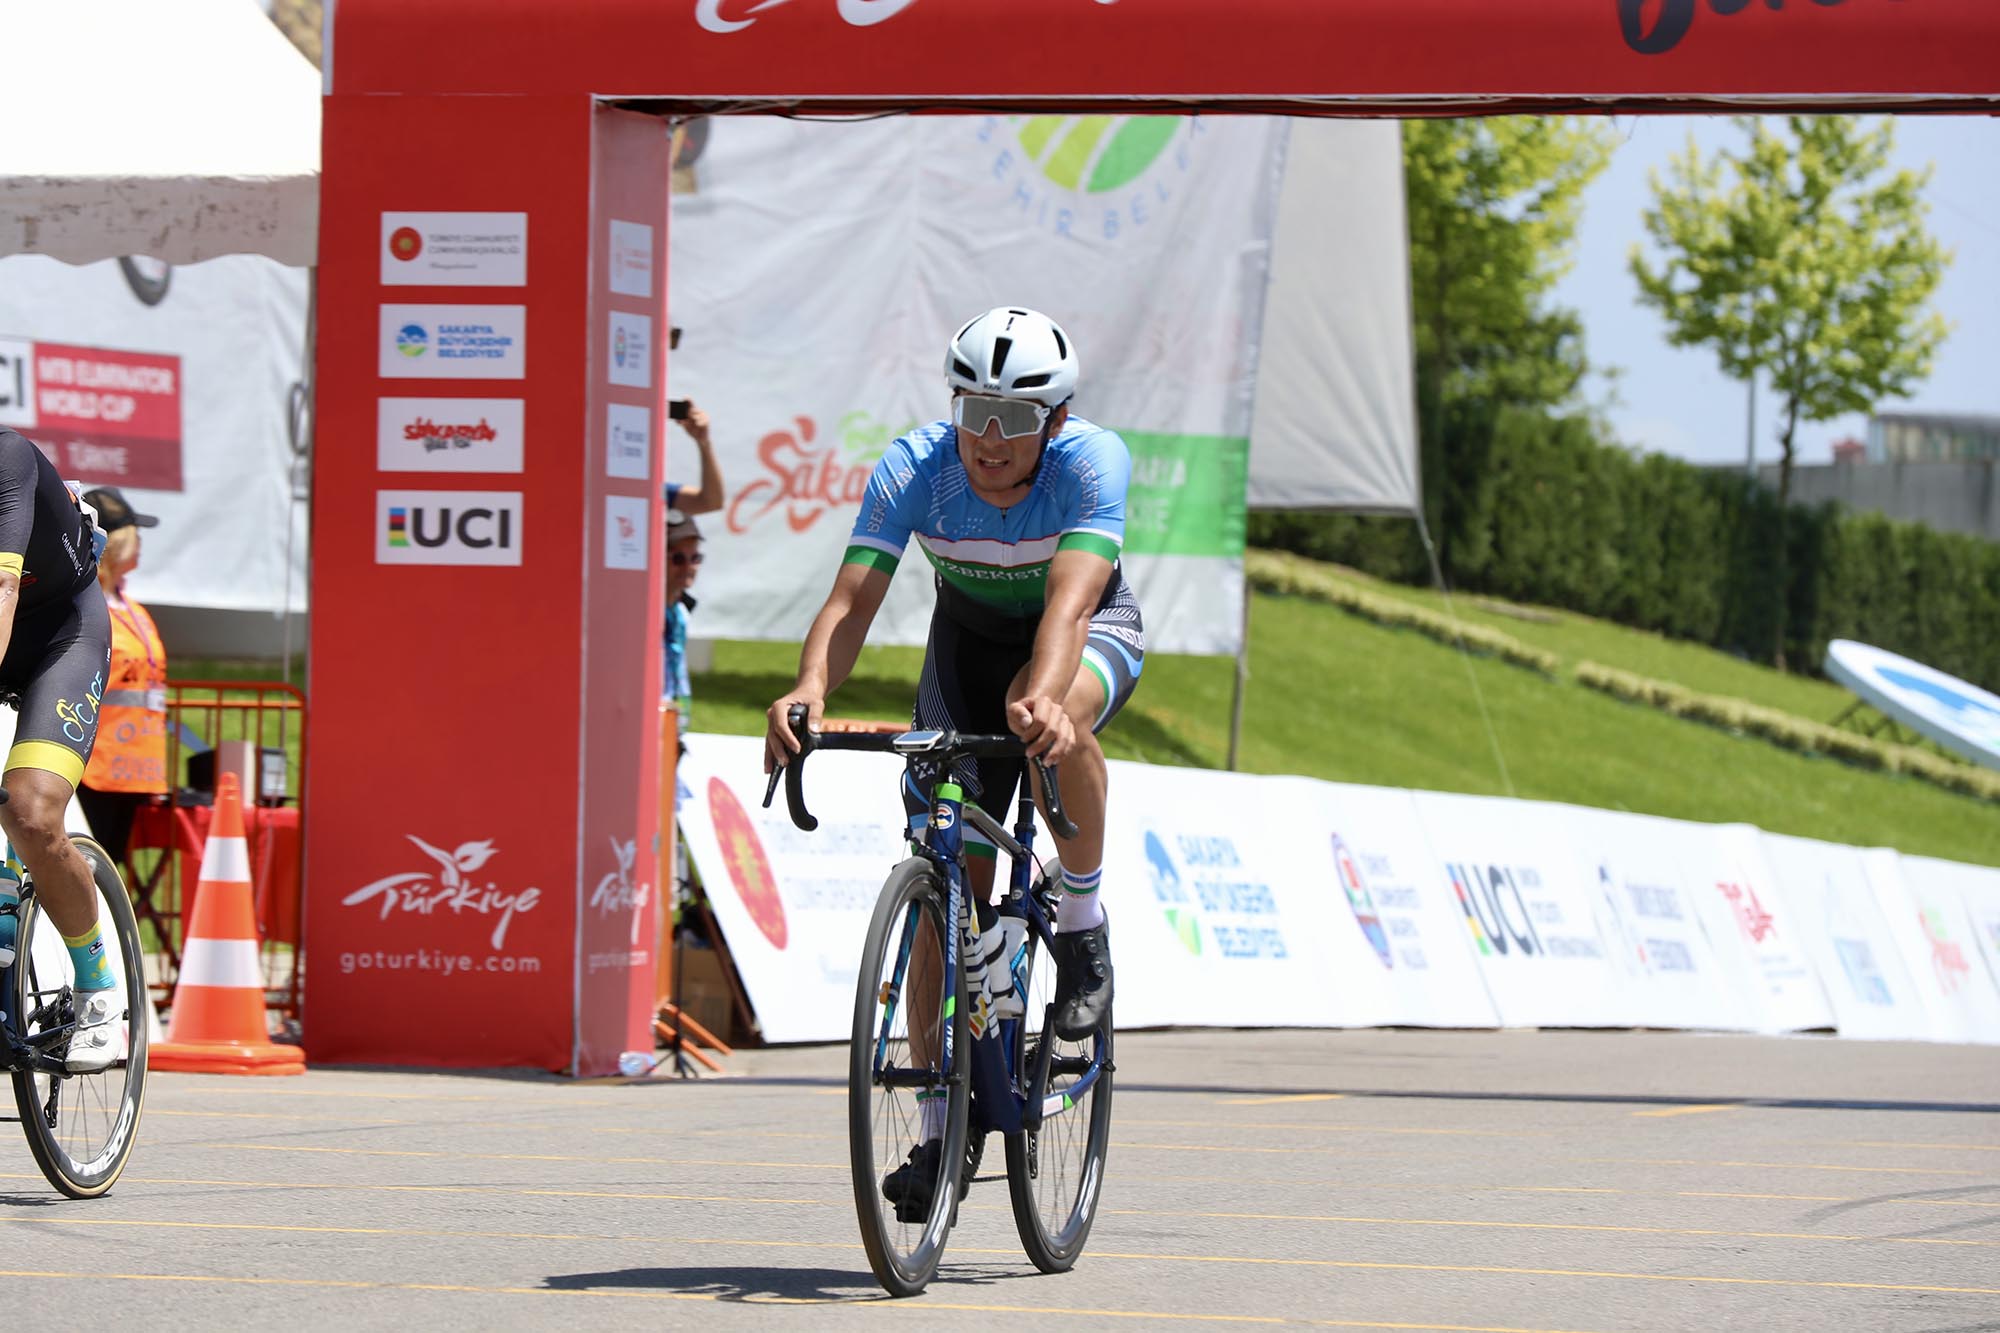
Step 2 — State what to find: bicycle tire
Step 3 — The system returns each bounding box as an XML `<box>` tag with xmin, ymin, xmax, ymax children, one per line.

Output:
<box><xmin>1004</xmin><ymin>903</ymin><xmax>1114</xmax><ymax>1273</ymax></box>
<box><xmin>848</xmin><ymin>857</ymin><xmax>969</xmax><ymax>1296</ymax></box>
<box><xmin>11</xmin><ymin>835</ymin><xmax>148</xmax><ymax>1198</ymax></box>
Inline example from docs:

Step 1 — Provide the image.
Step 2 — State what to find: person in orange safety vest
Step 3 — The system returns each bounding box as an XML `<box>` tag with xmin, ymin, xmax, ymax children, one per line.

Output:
<box><xmin>76</xmin><ymin>486</ymin><xmax>167</xmax><ymax>862</ymax></box>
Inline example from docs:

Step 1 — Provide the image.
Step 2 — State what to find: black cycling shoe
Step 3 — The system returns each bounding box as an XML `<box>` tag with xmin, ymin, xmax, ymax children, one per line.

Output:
<box><xmin>882</xmin><ymin>1138</ymin><xmax>945</xmax><ymax>1222</ymax></box>
<box><xmin>1050</xmin><ymin>921</ymin><xmax>1113</xmax><ymax>1040</ymax></box>
<box><xmin>881</xmin><ymin>1135</ymin><xmax>978</xmax><ymax>1223</ymax></box>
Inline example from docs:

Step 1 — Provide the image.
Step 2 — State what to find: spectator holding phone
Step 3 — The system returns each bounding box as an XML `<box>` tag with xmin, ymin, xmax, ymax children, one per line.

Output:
<box><xmin>665</xmin><ymin>327</ymin><xmax>726</xmax><ymax>517</ymax></box>
<box><xmin>663</xmin><ymin>507</ymin><xmax>704</xmax><ymax>716</ymax></box>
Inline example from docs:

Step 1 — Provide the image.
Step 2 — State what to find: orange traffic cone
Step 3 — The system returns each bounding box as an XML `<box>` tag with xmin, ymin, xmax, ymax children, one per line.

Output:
<box><xmin>151</xmin><ymin>772</ymin><xmax>306</xmax><ymax>1075</ymax></box>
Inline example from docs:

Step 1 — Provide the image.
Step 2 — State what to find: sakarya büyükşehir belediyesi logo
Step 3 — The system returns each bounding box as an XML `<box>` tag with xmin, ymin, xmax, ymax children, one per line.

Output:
<box><xmin>396</xmin><ymin>323</ymin><xmax>428</xmax><ymax>358</ymax></box>
<box><xmin>980</xmin><ymin>114</ymin><xmax>1198</xmax><ymax>241</ymax></box>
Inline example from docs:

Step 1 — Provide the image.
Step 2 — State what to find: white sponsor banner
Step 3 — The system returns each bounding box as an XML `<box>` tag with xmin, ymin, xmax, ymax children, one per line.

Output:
<box><xmin>374</xmin><ymin>489</ymin><xmax>523</xmax><ymax>567</ymax></box>
<box><xmin>1261</xmin><ymin>777</ymin><xmax>1497</xmax><ymax>1028</ymax></box>
<box><xmin>1557</xmin><ymin>807</ymin><xmax>1761</xmax><ymax>1033</ymax></box>
<box><xmin>376</xmin><ymin>397</ymin><xmax>524</xmax><ymax>473</ymax></box>
<box><xmin>607</xmin><ymin>311</ymin><xmax>652</xmax><ymax>389</ymax></box>
<box><xmin>381</xmin><ymin>211</ymin><xmax>528</xmax><ymax>287</ymax></box>
<box><xmin>607</xmin><ymin>219</ymin><xmax>654</xmax><ymax>298</ymax></box>
<box><xmin>606</xmin><ymin>403</ymin><xmax>651</xmax><ymax>480</ymax></box>
<box><xmin>1903</xmin><ymin>856</ymin><xmax>2000</xmax><ymax>1044</ymax></box>
<box><xmin>1410</xmin><ymin>793</ymin><xmax>1641</xmax><ymax>1028</ymax></box>
<box><xmin>0</xmin><ymin>254</ymin><xmax>308</xmax><ymax>614</ymax></box>
<box><xmin>668</xmin><ymin>115</ymin><xmax>1287</xmax><ymax>654</ymax></box>
<box><xmin>1861</xmin><ymin>850</ymin><xmax>2000</xmax><ymax>1045</ymax></box>
<box><xmin>603</xmin><ymin>494</ymin><xmax>648</xmax><ymax>571</ymax></box>
<box><xmin>1759</xmin><ymin>833</ymin><xmax>1935</xmax><ymax>1041</ymax></box>
<box><xmin>1675</xmin><ymin>825</ymin><xmax>1832</xmax><ymax>1034</ymax></box>
<box><xmin>675</xmin><ymin>734</ymin><xmax>906</xmax><ymax>1044</ymax></box>
<box><xmin>379</xmin><ymin>304</ymin><xmax>526</xmax><ymax>380</ymax></box>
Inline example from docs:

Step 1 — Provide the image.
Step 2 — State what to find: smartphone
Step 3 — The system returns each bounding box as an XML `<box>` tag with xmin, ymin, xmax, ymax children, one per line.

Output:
<box><xmin>669</xmin><ymin>399</ymin><xmax>691</xmax><ymax>421</ymax></box>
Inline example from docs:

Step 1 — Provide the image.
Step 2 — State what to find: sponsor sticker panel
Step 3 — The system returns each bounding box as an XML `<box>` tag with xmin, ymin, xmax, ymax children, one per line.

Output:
<box><xmin>375</xmin><ymin>489</ymin><xmax>523</xmax><ymax>566</ymax></box>
<box><xmin>607</xmin><ymin>310</ymin><xmax>652</xmax><ymax>389</ymax></box>
<box><xmin>377</xmin><ymin>397</ymin><xmax>525</xmax><ymax>473</ymax></box>
<box><xmin>603</xmin><ymin>494</ymin><xmax>649</xmax><ymax>571</ymax></box>
<box><xmin>379</xmin><ymin>305</ymin><xmax>527</xmax><ymax>380</ymax></box>
<box><xmin>1901</xmin><ymin>854</ymin><xmax>2000</xmax><ymax>1045</ymax></box>
<box><xmin>381</xmin><ymin>212</ymin><xmax>528</xmax><ymax>286</ymax></box>
<box><xmin>607</xmin><ymin>219</ymin><xmax>655</xmax><ymax>298</ymax></box>
<box><xmin>606</xmin><ymin>402</ymin><xmax>651</xmax><ymax>480</ymax></box>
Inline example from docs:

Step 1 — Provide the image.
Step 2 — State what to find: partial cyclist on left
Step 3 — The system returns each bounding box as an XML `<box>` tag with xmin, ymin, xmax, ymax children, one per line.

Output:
<box><xmin>0</xmin><ymin>426</ymin><xmax>121</xmax><ymax>1072</ymax></box>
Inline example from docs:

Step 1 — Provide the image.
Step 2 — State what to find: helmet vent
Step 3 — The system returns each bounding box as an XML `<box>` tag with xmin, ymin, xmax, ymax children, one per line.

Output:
<box><xmin>1014</xmin><ymin>372</ymin><xmax>1051</xmax><ymax>390</ymax></box>
<box><xmin>952</xmin><ymin>357</ymin><xmax>977</xmax><ymax>381</ymax></box>
<box><xmin>1051</xmin><ymin>326</ymin><xmax>1069</xmax><ymax>360</ymax></box>
<box><xmin>989</xmin><ymin>337</ymin><xmax>1013</xmax><ymax>381</ymax></box>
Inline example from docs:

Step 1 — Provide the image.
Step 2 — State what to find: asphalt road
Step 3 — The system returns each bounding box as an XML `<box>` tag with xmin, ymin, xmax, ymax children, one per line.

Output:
<box><xmin>2</xmin><ymin>1028</ymin><xmax>1996</xmax><ymax>1330</ymax></box>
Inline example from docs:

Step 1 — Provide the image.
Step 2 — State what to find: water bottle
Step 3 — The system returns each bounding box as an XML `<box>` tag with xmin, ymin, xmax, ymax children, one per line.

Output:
<box><xmin>0</xmin><ymin>857</ymin><xmax>20</xmax><ymax>969</ymax></box>
<box><xmin>617</xmin><ymin>1050</ymin><xmax>660</xmax><ymax>1077</ymax></box>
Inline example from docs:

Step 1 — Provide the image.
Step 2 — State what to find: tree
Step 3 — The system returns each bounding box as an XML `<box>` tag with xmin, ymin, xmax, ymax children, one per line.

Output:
<box><xmin>1403</xmin><ymin>118</ymin><xmax>1614</xmax><ymax>559</ymax></box>
<box><xmin>1631</xmin><ymin>115</ymin><xmax>1950</xmax><ymax>664</ymax></box>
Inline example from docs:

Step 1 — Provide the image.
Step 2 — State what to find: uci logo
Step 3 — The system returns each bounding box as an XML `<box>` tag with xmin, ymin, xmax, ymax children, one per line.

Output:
<box><xmin>378</xmin><ymin>491</ymin><xmax>524</xmax><ymax>567</ymax></box>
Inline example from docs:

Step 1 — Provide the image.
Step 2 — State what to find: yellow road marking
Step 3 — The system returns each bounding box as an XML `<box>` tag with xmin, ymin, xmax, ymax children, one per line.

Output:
<box><xmin>1095</xmin><ymin>1208</ymin><xmax>2000</xmax><ymax>1248</ymax></box>
<box><xmin>6</xmin><ymin>1243</ymin><xmax>1994</xmax><ymax>1299</ymax></box>
<box><xmin>213</xmin><ymin>1142</ymin><xmax>846</xmax><ymax>1173</ymax></box>
<box><xmin>1631</xmin><ymin>1105</ymin><xmax>1740</xmax><ymax>1119</ymax></box>
<box><xmin>1134</xmin><ymin>1118</ymin><xmax>1544</xmax><ymax>1138</ymax></box>
<box><xmin>1221</xmin><ymin>1094</ymin><xmax>1346</xmax><ymax>1106</ymax></box>
<box><xmin>1836</xmin><ymin>1140</ymin><xmax>2000</xmax><ymax>1153</ymax></box>
<box><xmin>0</xmin><ymin>1270</ymin><xmax>1601</xmax><ymax>1329</ymax></box>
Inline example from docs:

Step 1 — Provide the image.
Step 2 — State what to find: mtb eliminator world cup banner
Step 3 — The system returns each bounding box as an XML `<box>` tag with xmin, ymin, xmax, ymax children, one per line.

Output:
<box><xmin>668</xmin><ymin>114</ymin><xmax>1289</xmax><ymax>655</ymax></box>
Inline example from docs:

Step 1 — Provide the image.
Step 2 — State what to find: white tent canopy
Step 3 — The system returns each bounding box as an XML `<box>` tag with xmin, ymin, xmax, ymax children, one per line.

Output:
<box><xmin>0</xmin><ymin>0</ymin><xmax>319</xmax><ymax>267</ymax></box>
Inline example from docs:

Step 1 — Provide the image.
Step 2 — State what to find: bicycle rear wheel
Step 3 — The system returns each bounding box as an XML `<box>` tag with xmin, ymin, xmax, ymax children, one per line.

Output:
<box><xmin>10</xmin><ymin>836</ymin><xmax>148</xmax><ymax>1198</ymax></box>
<box><xmin>1005</xmin><ymin>891</ymin><xmax>1113</xmax><ymax>1273</ymax></box>
<box><xmin>849</xmin><ymin>857</ymin><xmax>969</xmax><ymax>1296</ymax></box>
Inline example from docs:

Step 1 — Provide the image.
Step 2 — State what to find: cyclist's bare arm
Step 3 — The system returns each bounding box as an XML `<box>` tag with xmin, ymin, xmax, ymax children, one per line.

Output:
<box><xmin>764</xmin><ymin>561</ymin><xmax>893</xmax><ymax>771</ymax></box>
<box><xmin>1010</xmin><ymin>549</ymin><xmax>1113</xmax><ymax>762</ymax></box>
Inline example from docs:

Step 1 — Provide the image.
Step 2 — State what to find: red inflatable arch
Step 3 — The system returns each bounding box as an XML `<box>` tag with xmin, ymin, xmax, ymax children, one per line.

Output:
<box><xmin>306</xmin><ymin>0</ymin><xmax>2000</xmax><ymax>1074</ymax></box>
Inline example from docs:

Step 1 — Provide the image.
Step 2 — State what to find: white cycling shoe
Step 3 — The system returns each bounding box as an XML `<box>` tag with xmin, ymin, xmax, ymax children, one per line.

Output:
<box><xmin>65</xmin><ymin>988</ymin><xmax>123</xmax><ymax>1073</ymax></box>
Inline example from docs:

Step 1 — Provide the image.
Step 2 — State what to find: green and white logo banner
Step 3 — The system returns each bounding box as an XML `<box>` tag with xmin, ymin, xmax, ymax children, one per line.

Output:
<box><xmin>668</xmin><ymin>114</ymin><xmax>1284</xmax><ymax>655</ymax></box>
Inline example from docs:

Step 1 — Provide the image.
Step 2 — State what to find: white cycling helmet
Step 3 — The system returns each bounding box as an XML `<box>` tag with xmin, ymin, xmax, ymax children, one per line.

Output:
<box><xmin>944</xmin><ymin>307</ymin><xmax>1079</xmax><ymax>408</ymax></box>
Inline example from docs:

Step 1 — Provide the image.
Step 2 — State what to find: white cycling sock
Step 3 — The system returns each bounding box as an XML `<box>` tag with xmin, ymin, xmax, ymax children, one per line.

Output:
<box><xmin>1056</xmin><ymin>864</ymin><xmax>1105</xmax><ymax>932</ymax></box>
<box><xmin>917</xmin><ymin>1088</ymin><xmax>947</xmax><ymax>1142</ymax></box>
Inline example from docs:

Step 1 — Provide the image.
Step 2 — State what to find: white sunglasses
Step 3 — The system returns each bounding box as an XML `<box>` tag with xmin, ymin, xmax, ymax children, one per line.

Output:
<box><xmin>953</xmin><ymin>394</ymin><xmax>1050</xmax><ymax>440</ymax></box>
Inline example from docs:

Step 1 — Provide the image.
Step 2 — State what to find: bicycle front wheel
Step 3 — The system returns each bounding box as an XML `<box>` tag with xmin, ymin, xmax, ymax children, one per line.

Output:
<box><xmin>1005</xmin><ymin>895</ymin><xmax>1114</xmax><ymax>1272</ymax></box>
<box><xmin>849</xmin><ymin>857</ymin><xmax>968</xmax><ymax>1297</ymax></box>
<box><xmin>11</xmin><ymin>835</ymin><xmax>149</xmax><ymax>1198</ymax></box>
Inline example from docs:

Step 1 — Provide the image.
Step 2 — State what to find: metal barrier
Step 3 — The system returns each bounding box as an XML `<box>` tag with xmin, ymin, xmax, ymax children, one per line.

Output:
<box><xmin>123</xmin><ymin>680</ymin><xmax>308</xmax><ymax>1024</ymax></box>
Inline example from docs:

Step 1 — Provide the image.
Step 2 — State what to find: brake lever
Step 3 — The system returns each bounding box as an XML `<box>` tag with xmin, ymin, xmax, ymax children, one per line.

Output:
<box><xmin>1035</xmin><ymin>758</ymin><xmax>1079</xmax><ymax>841</ymax></box>
<box><xmin>781</xmin><ymin>704</ymin><xmax>820</xmax><ymax>831</ymax></box>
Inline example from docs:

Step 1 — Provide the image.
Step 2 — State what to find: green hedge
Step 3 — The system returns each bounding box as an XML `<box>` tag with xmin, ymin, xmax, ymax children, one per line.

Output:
<box><xmin>1249</xmin><ymin>406</ymin><xmax>2000</xmax><ymax>692</ymax></box>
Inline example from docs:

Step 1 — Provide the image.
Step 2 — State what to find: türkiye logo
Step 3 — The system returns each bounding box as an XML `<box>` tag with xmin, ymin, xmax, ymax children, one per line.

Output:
<box><xmin>396</xmin><ymin>324</ymin><xmax>428</xmax><ymax>358</ymax></box>
<box><xmin>614</xmin><ymin>324</ymin><xmax>629</xmax><ymax>369</ymax></box>
<box><xmin>389</xmin><ymin>226</ymin><xmax>423</xmax><ymax>262</ymax></box>
<box><xmin>979</xmin><ymin>115</ymin><xmax>1197</xmax><ymax>241</ymax></box>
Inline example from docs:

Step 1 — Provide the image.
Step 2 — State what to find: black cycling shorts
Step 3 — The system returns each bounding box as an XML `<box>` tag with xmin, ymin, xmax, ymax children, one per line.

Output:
<box><xmin>0</xmin><ymin>584</ymin><xmax>111</xmax><ymax>787</ymax></box>
<box><xmin>903</xmin><ymin>573</ymin><xmax>1144</xmax><ymax>857</ymax></box>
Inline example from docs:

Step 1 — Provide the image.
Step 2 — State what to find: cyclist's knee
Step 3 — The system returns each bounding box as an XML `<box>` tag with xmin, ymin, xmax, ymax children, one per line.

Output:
<box><xmin>0</xmin><ymin>773</ymin><xmax>69</xmax><ymax>854</ymax></box>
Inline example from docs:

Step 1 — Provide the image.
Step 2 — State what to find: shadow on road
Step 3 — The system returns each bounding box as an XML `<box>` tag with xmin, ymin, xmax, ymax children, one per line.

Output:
<box><xmin>542</xmin><ymin>1261</ymin><xmax>1031</xmax><ymax>1304</ymax></box>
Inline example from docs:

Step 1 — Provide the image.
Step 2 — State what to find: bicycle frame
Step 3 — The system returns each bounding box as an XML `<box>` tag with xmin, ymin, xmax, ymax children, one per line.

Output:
<box><xmin>878</xmin><ymin>765</ymin><xmax>1110</xmax><ymax>1139</ymax></box>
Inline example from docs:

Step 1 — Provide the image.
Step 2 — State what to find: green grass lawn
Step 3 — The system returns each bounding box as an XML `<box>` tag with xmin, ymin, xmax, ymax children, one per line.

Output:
<box><xmin>1318</xmin><ymin>565</ymin><xmax>1863</xmax><ymax>724</ymax></box>
<box><xmin>693</xmin><ymin>589</ymin><xmax>2000</xmax><ymax>869</ymax></box>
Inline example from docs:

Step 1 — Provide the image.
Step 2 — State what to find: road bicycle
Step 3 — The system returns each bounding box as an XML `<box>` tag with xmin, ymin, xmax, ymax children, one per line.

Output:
<box><xmin>767</xmin><ymin>708</ymin><xmax>1113</xmax><ymax>1296</ymax></box>
<box><xmin>0</xmin><ymin>784</ymin><xmax>148</xmax><ymax>1198</ymax></box>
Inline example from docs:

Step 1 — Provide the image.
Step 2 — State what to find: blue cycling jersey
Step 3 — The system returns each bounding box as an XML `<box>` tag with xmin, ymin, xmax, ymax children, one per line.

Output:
<box><xmin>842</xmin><ymin>416</ymin><xmax>1130</xmax><ymax>615</ymax></box>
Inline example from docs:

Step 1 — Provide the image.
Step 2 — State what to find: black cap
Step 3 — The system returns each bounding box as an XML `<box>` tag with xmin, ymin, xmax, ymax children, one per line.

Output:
<box><xmin>82</xmin><ymin>486</ymin><xmax>159</xmax><ymax>532</ymax></box>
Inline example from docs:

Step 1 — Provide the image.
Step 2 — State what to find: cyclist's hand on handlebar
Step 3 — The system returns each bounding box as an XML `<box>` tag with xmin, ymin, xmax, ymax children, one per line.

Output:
<box><xmin>1008</xmin><ymin>693</ymin><xmax>1076</xmax><ymax>764</ymax></box>
<box><xmin>764</xmin><ymin>691</ymin><xmax>823</xmax><ymax>773</ymax></box>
